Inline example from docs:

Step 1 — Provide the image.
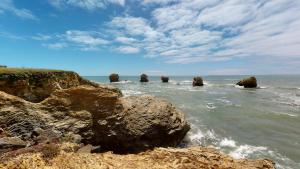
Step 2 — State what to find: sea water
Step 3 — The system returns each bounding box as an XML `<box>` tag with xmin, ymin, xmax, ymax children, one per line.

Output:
<box><xmin>85</xmin><ymin>75</ymin><xmax>300</xmax><ymax>169</ymax></box>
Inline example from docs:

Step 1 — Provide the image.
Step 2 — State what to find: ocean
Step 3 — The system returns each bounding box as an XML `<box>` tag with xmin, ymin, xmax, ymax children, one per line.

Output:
<box><xmin>85</xmin><ymin>75</ymin><xmax>300</xmax><ymax>169</ymax></box>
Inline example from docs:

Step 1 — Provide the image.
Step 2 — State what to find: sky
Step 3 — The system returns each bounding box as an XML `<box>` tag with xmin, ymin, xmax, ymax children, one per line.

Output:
<box><xmin>0</xmin><ymin>0</ymin><xmax>300</xmax><ymax>76</ymax></box>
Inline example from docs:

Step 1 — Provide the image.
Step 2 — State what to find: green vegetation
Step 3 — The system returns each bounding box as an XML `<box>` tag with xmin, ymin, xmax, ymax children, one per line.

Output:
<box><xmin>0</xmin><ymin>67</ymin><xmax>70</xmax><ymax>75</ymax></box>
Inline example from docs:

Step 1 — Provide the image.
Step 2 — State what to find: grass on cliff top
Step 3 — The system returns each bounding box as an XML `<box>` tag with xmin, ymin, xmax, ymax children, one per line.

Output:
<box><xmin>0</xmin><ymin>67</ymin><xmax>72</xmax><ymax>75</ymax></box>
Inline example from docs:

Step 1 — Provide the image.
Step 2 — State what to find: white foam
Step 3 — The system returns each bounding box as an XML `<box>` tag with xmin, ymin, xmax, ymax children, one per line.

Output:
<box><xmin>112</xmin><ymin>80</ymin><xmax>132</xmax><ymax>84</ymax></box>
<box><xmin>206</xmin><ymin>103</ymin><xmax>216</xmax><ymax>110</ymax></box>
<box><xmin>220</xmin><ymin>138</ymin><xmax>236</xmax><ymax>148</ymax></box>
<box><xmin>122</xmin><ymin>90</ymin><xmax>144</xmax><ymax>97</ymax></box>
<box><xmin>229</xmin><ymin>145</ymin><xmax>267</xmax><ymax>159</ymax></box>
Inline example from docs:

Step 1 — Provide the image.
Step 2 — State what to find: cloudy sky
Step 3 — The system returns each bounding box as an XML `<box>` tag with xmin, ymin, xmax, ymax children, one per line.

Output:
<box><xmin>0</xmin><ymin>0</ymin><xmax>300</xmax><ymax>75</ymax></box>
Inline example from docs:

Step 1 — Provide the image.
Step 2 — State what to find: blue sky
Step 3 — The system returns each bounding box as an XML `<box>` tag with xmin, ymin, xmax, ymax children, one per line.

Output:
<box><xmin>0</xmin><ymin>0</ymin><xmax>300</xmax><ymax>76</ymax></box>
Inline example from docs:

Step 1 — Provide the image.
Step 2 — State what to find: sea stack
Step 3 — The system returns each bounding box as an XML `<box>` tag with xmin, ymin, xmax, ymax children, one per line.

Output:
<box><xmin>236</xmin><ymin>76</ymin><xmax>257</xmax><ymax>88</ymax></box>
<box><xmin>161</xmin><ymin>76</ymin><xmax>169</xmax><ymax>83</ymax></box>
<box><xmin>193</xmin><ymin>76</ymin><xmax>204</xmax><ymax>86</ymax></box>
<box><xmin>109</xmin><ymin>73</ymin><xmax>119</xmax><ymax>82</ymax></box>
<box><xmin>140</xmin><ymin>74</ymin><xmax>149</xmax><ymax>82</ymax></box>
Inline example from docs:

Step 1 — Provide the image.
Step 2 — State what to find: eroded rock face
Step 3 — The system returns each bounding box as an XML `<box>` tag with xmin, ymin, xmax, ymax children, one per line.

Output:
<box><xmin>140</xmin><ymin>74</ymin><xmax>149</xmax><ymax>82</ymax></box>
<box><xmin>237</xmin><ymin>76</ymin><xmax>257</xmax><ymax>88</ymax></box>
<box><xmin>0</xmin><ymin>85</ymin><xmax>190</xmax><ymax>153</ymax></box>
<box><xmin>0</xmin><ymin>71</ymin><xmax>97</xmax><ymax>102</ymax></box>
<box><xmin>0</xmin><ymin>143</ymin><xmax>275</xmax><ymax>169</ymax></box>
<box><xmin>161</xmin><ymin>76</ymin><xmax>169</xmax><ymax>83</ymax></box>
<box><xmin>109</xmin><ymin>74</ymin><xmax>119</xmax><ymax>82</ymax></box>
<box><xmin>193</xmin><ymin>76</ymin><xmax>204</xmax><ymax>86</ymax></box>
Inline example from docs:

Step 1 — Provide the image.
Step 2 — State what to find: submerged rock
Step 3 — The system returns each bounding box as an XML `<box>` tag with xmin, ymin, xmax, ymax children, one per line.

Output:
<box><xmin>0</xmin><ymin>143</ymin><xmax>275</xmax><ymax>169</ymax></box>
<box><xmin>237</xmin><ymin>76</ymin><xmax>257</xmax><ymax>88</ymax></box>
<box><xmin>161</xmin><ymin>76</ymin><xmax>169</xmax><ymax>83</ymax></box>
<box><xmin>193</xmin><ymin>76</ymin><xmax>204</xmax><ymax>86</ymax></box>
<box><xmin>140</xmin><ymin>74</ymin><xmax>149</xmax><ymax>82</ymax></box>
<box><xmin>109</xmin><ymin>73</ymin><xmax>119</xmax><ymax>82</ymax></box>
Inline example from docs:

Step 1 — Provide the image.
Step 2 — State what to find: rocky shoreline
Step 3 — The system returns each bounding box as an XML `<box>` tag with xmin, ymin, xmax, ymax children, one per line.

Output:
<box><xmin>0</xmin><ymin>68</ymin><xmax>275</xmax><ymax>169</ymax></box>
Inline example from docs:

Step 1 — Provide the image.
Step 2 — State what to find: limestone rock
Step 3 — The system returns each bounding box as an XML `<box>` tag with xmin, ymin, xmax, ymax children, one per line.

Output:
<box><xmin>0</xmin><ymin>70</ymin><xmax>97</xmax><ymax>102</ymax></box>
<box><xmin>109</xmin><ymin>74</ymin><xmax>119</xmax><ymax>82</ymax></box>
<box><xmin>237</xmin><ymin>76</ymin><xmax>257</xmax><ymax>88</ymax></box>
<box><xmin>193</xmin><ymin>76</ymin><xmax>204</xmax><ymax>86</ymax></box>
<box><xmin>161</xmin><ymin>76</ymin><xmax>169</xmax><ymax>83</ymax></box>
<box><xmin>140</xmin><ymin>74</ymin><xmax>149</xmax><ymax>82</ymax></box>
<box><xmin>0</xmin><ymin>85</ymin><xmax>190</xmax><ymax>153</ymax></box>
<box><xmin>0</xmin><ymin>144</ymin><xmax>275</xmax><ymax>169</ymax></box>
<box><xmin>0</xmin><ymin>137</ymin><xmax>27</xmax><ymax>153</ymax></box>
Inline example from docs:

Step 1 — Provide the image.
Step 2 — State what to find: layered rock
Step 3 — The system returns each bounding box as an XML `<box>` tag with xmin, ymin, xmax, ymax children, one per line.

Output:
<box><xmin>161</xmin><ymin>76</ymin><xmax>169</xmax><ymax>83</ymax></box>
<box><xmin>109</xmin><ymin>73</ymin><xmax>119</xmax><ymax>82</ymax></box>
<box><xmin>237</xmin><ymin>76</ymin><xmax>257</xmax><ymax>88</ymax></box>
<box><xmin>0</xmin><ymin>69</ymin><xmax>96</xmax><ymax>102</ymax></box>
<box><xmin>0</xmin><ymin>85</ymin><xmax>189</xmax><ymax>153</ymax></box>
<box><xmin>140</xmin><ymin>74</ymin><xmax>149</xmax><ymax>82</ymax></box>
<box><xmin>193</xmin><ymin>76</ymin><xmax>204</xmax><ymax>86</ymax></box>
<box><xmin>0</xmin><ymin>143</ymin><xmax>275</xmax><ymax>169</ymax></box>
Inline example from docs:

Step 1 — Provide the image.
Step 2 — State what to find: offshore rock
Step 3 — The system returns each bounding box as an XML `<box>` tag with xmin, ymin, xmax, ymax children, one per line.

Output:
<box><xmin>237</xmin><ymin>76</ymin><xmax>257</xmax><ymax>88</ymax></box>
<box><xmin>109</xmin><ymin>73</ymin><xmax>120</xmax><ymax>82</ymax></box>
<box><xmin>161</xmin><ymin>76</ymin><xmax>169</xmax><ymax>83</ymax></box>
<box><xmin>193</xmin><ymin>76</ymin><xmax>204</xmax><ymax>86</ymax></box>
<box><xmin>140</xmin><ymin>74</ymin><xmax>149</xmax><ymax>82</ymax></box>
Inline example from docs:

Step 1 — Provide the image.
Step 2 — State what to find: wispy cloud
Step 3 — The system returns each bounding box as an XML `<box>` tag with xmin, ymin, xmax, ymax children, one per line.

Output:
<box><xmin>0</xmin><ymin>0</ymin><xmax>37</xmax><ymax>20</ymax></box>
<box><xmin>117</xmin><ymin>46</ymin><xmax>140</xmax><ymax>54</ymax></box>
<box><xmin>48</xmin><ymin>0</ymin><xmax>125</xmax><ymax>10</ymax></box>
<box><xmin>34</xmin><ymin>30</ymin><xmax>110</xmax><ymax>51</ymax></box>
<box><xmin>42</xmin><ymin>42</ymin><xmax>67</xmax><ymax>50</ymax></box>
<box><xmin>105</xmin><ymin>0</ymin><xmax>300</xmax><ymax>65</ymax></box>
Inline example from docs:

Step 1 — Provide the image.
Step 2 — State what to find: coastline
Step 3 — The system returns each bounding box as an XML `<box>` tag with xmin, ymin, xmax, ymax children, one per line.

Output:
<box><xmin>0</xmin><ymin>68</ymin><xmax>276</xmax><ymax>168</ymax></box>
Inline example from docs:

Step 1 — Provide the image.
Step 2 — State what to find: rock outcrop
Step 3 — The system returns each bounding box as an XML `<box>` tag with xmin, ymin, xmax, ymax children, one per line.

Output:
<box><xmin>0</xmin><ymin>143</ymin><xmax>275</xmax><ymax>169</ymax></box>
<box><xmin>161</xmin><ymin>76</ymin><xmax>169</xmax><ymax>83</ymax></box>
<box><xmin>109</xmin><ymin>73</ymin><xmax>119</xmax><ymax>82</ymax></box>
<box><xmin>237</xmin><ymin>76</ymin><xmax>257</xmax><ymax>88</ymax></box>
<box><xmin>0</xmin><ymin>69</ymin><xmax>96</xmax><ymax>102</ymax></box>
<box><xmin>193</xmin><ymin>76</ymin><xmax>204</xmax><ymax>86</ymax></box>
<box><xmin>140</xmin><ymin>74</ymin><xmax>149</xmax><ymax>82</ymax></box>
<box><xmin>0</xmin><ymin>85</ymin><xmax>190</xmax><ymax>153</ymax></box>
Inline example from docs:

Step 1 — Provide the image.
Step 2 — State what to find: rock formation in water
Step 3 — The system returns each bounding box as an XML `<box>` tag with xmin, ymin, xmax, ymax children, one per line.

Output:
<box><xmin>140</xmin><ymin>74</ymin><xmax>149</xmax><ymax>82</ymax></box>
<box><xmin>237</xmin><ymin>76</ymin><xmax>257</xmax><ymax>88</ymax></box>
<box><xmin>109</xmin><ymin>73</ymin><xmax>119</xmax><ymax>82</ymax></box>
<box><xmin>193</xmin><ymin>76</ymin><xmax>204</xmax><ymax>86</ymax></box>
<box><xmin>161</xmin><ymin>76</ymin><xmax>169</xmax><ymax>83</ymax></box>
<box><xmin>0</xmin><ymin>143</ymin><xmax>275</xmax><ymax>169</ymax></box>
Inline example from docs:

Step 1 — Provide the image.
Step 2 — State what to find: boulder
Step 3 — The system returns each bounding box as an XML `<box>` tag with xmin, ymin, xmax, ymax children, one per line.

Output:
<box><xmin>140</xmin><ymin>74</ymin><xmax>149</xmax><ymax>82</ymax></box>
<box><xmin>193</xmin><ymin>76</ymin><xmax>204</xmax><ymax>86</ymax></box>
<box><xmin>161</xmin><ymin>76</ymin><xmax>169</xmax><ymax>83</ymax></box>
<box><xmin>0</xmin><ymin>85</ymin><xmax>190</xmax><ymax>153</ymax></box>
<box><xmin>237</xmin><ymin>76</ymin><xmax>257</xmax><ymax>88</ymax></box>
<box><xmin>109</xmin><ymin>73</ymin><xmax>119</xmax><ymax>82</ymax></box>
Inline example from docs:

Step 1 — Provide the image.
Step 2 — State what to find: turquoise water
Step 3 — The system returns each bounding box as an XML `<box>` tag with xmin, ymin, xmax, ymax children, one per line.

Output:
<box><xmin>85</xmin><ymin>75</ymin><xmax>300</xmax><ymax>169</ymax></box>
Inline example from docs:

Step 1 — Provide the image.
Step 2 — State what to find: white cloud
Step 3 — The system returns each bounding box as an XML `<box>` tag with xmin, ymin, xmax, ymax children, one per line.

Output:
<box><xmin>117</xmin><ymin>46</ymin><xmax>140</xmax><ymax>54</ymax></box>
<box><xmin>43</xmin><ymin>43</ymin><xmax>67</xmax><ymax>50</ymax></box>
<box><xmin>65</xmin><ymin>30</ymin><xmax>110</xmax><ymax>46</ymax></box>
<box><xmin>48</xmin><ymin>0</ymin><xmax>125</xmax><ymax>10</ymax></box>
<box><xmin>0</xmin><ymin>0</ymin><xmax>37</xmax><ymax>20</ymax></box>
<box><xmin>104</xmin><ymin>0</ymin><xmax>300</xmax><ymax>66</ymax></box>
<box><xmin>32</xmin><ymin>34</ymin><xmax>52</xmax><ymax>41</ymax></box>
